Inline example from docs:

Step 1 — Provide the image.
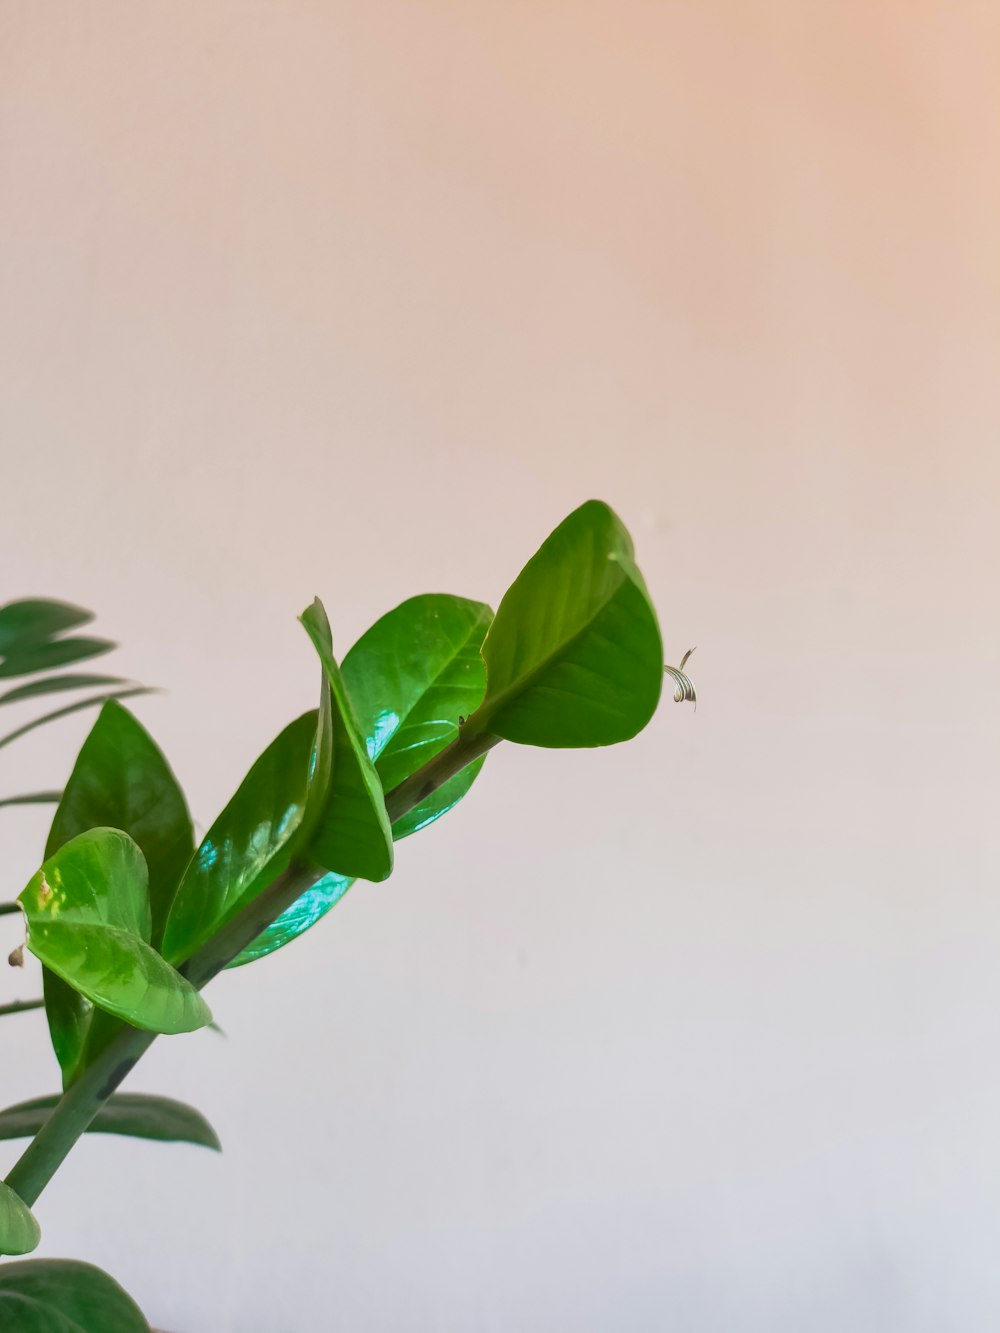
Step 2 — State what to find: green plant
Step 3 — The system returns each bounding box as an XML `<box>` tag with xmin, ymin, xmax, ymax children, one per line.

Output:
<box><xmin>0</xmin><ymin>501</ymin><xmax>692</xmax><ymax>1330</ymax></box>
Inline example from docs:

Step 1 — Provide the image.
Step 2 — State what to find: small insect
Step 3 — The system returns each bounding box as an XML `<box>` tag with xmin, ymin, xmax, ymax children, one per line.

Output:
<box><xmin>7</xmin><ymin>945</ymin><xmax>24</xmax><ymax>969</ymax></box>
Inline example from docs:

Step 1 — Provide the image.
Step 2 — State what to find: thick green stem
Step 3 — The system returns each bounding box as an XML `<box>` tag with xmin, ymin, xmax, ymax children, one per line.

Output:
<box><xmin>383</xmin><ymin>729</ymin><xmax>500</xmax><ymax>824</ymax></box>
<box><xmin>3</xmin><ymin>734</ymin><xmax>496</xmax><ymax>1207</ymax></box>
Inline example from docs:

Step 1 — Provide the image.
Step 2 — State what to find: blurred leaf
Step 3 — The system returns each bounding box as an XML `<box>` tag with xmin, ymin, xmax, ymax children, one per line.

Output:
<box><xmin>19</xmin><ymin>828</ymin><xmax>211</xmax><ymax>1035</ymax></box>
<box><xmin>468</xmin><ymin>500</ymin><xmax>663</xmax><ymax>747</ymax></box>
<box><xmin>0</xmin><ymin>688</ymin><xmax>153</xmax><ymax>753</ymax></box>
<box><xmin>161</xmin><ymin>712</ymin><xmax>320</xmax><ymax>967</ymax></box>
<box><xmin>301</xmin><ymin>599</ymin><xmax>393</xmax><ymax>883</ymax></box>
<box><xmin>0</xmin><ymin>599</ymin><xmax>93</xmax><ymax>654</ymax></box>
<box><xmin>0</xmin><ymin>673</ymin><xmax>127</xmax><ymax>706</ymax></box>
<box><xmin>0</xmin><ymin>1093</ymin><xmax>220</xmax><ymax>1151</ymax></box>
<box><xmin>0</xmin><ymin>1259</ymin><xmax>149</xmax><ymax>1332</ymax></box>
<box><xmin>42</xmin><ymin>700</ymin><xmax>195</xmax><ymax>1083</ymax></box>
<box><xmin>0</xmin><ymin>1182</ymin><xmax>40</xmax><ymax>1257</ymax></box>
<box><xmin>0</xmin><ymin>637</ymin><xmax>114</xmax><ymax>680</ymax></box>
<box><xmin>0</xmin><ymin>792</ymin><xmax>61</xmax><ymax>810</ymax></box>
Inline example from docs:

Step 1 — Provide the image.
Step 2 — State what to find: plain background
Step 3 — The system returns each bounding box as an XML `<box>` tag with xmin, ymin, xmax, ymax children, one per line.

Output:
<box><xmin>1</xmin><ymin>3</ymin><xmax>998</xmax><ymax>1330</ymax></box>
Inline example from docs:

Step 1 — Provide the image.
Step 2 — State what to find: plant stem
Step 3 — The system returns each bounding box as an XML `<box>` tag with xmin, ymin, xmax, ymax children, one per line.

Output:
<box><xmin>0</xmin><ymin>998</ymin><xmax>44</xmax><ymax>1017</ymax></box>
<box><xmin>382</xmin><ymin>729</ymin><xmax>500</xmax><ymax>824</ymax></box>
<box><xmin>3</xmin><ymin>733</ymin><xmax>496</xmax><ymax>1207</ymax></box>
<box><xmin>5</xmin><ymin>861</ymin><xmax>319</xmax><ymax>1206</ymax></box>
<box><xmin>0</xmin><ymin>903</ymin><xmax>22</xmax><ymax>918</ymax></box>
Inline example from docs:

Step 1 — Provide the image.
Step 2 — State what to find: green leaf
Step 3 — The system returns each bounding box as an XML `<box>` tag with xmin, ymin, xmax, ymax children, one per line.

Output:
<box><xmin>0</xmin><ymin>599</ymin><xmax>92</xmax><ymax>654</ymax></box>
<box><xmin>342</xmin><ymin>594</ymin><xmax>491</xmax><ymax>788</ymax></box>
<box><xmin>47</xmin><ymin>700</ymin><xmax>194</xmax><ymax>947</ymax></box>
<box><xmin>467</xmin><ymin>500</ymin><xmax>663</xmax><ymax>747</ymax></box>
<box><xmin>0</xmin><ymin>1259</ymin><xmax>149</xmax><ymax>1332</ymax></box>
<box><xmin>229</xmin><ymin>869</ymin><xmax>353</xmax><ymax>967</ymax></box>
<box><xmin>160</xmin><ymin>712</ymin><xmax>320</xmax><ymax>967</ymax></box>
<box><xmin>40</xmin><ymin>707</ymin><xmax>194</xmax><ymax>1083</ymax></box>
<box><xmin>0</xmin><ymin>637</ymin><xmax>114</xmax><ymax>680</ymax></box>
<box><xmin>0</xmin><ymin>674</ymin><xmax>127</xmax><ymax>706</ymax></box>
<box><xmin>0</xmin><ymin>792</ymin><xmax>62</xmax><ymax>810</ymax></box>
<box><xmin>0</xmin><ymin>1093</ymin><xmax>221</xmax><ymax>1150</ymax></box>
<box><xmin>342</xmin><ymin>593</ymin><xmax>491</xmax><ymax>835</ymax></box>
<box><xmin>0</xmin><ymin>1183</ymin><xmax>40</xmax><ymax>1257</ymax></box>
<box><xmin>19</xmin><ymin>828</ymin><xmax>211</xmax><ymax>1035</ymax></box>
<box><xmin>389</xmin><ymin>757</ymin><xmax>486</xmax><ymax>839</ymax></box>
<box><xmin>301</xmin><ymin>599</ymin><xmax>393</xmax><ymax>883</ymax></box>
<box><xmin>231</xmin><ymin>595</ymin><xmax>489</xmax><ymax>966</ymax></box>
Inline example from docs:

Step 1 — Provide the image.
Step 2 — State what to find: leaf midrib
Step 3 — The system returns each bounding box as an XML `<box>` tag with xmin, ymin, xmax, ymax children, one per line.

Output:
<box><xmin>474</xmin><ymin>559</ymin><xmax>632</xmax><ymax>730</ymax></box>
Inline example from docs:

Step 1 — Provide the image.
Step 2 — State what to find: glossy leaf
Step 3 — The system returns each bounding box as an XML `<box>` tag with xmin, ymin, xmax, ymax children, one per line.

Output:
<box><xmin>45</xmin><ymin>696</ymin><xmax>192</xmax><ymax>1071</ymax></box>
<box><xmin>19</xmin><ymin>828</ymin><xmax>211</xmax><ymax>1035</ymax></box>
<box><xmin>161</xmin><ymin>712</ymin><xmax>319</xmax><ymax>966</ymax></box>
<box><xmin>47</xmin><ymin>700</ymin><xmax>193</xmax><ymax>946</ymax></box>
<box><xmin>0</xmin><ymin>1259</ymin><xmax>149</xmax><ymax>1332</ymax></box>
<box><xmin>0</xmin><ymin>598</ymin><xmax>92</xmax><ymax>654</ymax></box>
<box><xmin>0</xmin><ymin>674</ymin><xmax>127</xmax><ymax>706</ymax></box>
<box><xmin>342</xmin><ymin>593</ymin><xmax>491</xmax><ymax>792</ymax></box>
<box><xmin>468</xmin><ymin>500</ymin><xmax>663</xmax><ymax>747</ymax></box>
<box><xmin>230</xmin><ymin>869</ymin><xmax>353</xmax><ymax>967</ymax></box>
<box><xmin>0</xmin><ymin>1093</ymin><xmax>221</xmax><ymax>1150</ymax></box>
<box><xmin>0</xmin><ymin>1183</ymin><xmax>40</xmax><ymax>1257</ymax></box>
<box><xmin>40</xmin><ymin>700</ymin><xmax>195</xmax><ymax>1083</ymax></box>
<box><xmin>301</xmin><ymin>599</ymin><xmax>393</xmax><ymax>883</ymax></box>
<box><xmin>232</xmin><ymin>596</ymin><xmax>489</xmax><ymax>965</ymax></box>
<box><xmin>389</xmin><ymin>758</ymin><xmax>485</xmax><ymax>839</ymax></box>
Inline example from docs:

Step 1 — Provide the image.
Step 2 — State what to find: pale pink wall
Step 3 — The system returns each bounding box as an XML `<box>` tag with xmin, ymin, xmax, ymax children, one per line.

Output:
<box><xmin>1</xmin><ymin>4</ymin><xmax>998</xmax><ymax>1330</ymax></box>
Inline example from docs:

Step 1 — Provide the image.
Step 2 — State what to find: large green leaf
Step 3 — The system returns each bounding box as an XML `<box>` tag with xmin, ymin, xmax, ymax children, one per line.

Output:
<box><xmin>342</xmin><ymin>594</ymin><xmax>491</xmax><ymax>791</ymax></box>
<box><xmin>43</xmin><ymin>704</ymin><xmax>195</xmax><ymax>1086</ymax></box>
<box><xmin>0</xmin><ymin>1093</ymin><xmax>220</xmax><ymax>1150</ymax></box>
<box><xmin>231</xmin><ymin>595</ymin><xmax>489</xmax><ymax>966</ymax></box>
<box><xmin>301</xmin><ymin>599</ymin><xmax>393</xmax><ymax>883</ymax></box>
<box><xmin>0</xmin><ymin>1259</ymin><xmax>149</xmax><ymax>1332</ymax></box>
<box><xmin>160</xmin><ymin>711</ymin><xmax>321</xmax><ymax>966</ymax></box>
<box><xmin>19</xmin><ymin>829</ymin><xmax>211</xmax><ymax>1035</ymax></box>
<box><xmin>466</xmin><ymin>500</ymin><xmax>663</xmax><ymax>747</ymax></box>
<box><xmin>0</xmin><ymin>1183</ymin><xmax>40</xmax><ymax>1257</ymax></box>
<box><xmin>46</xmin><ymin>700</ymin><xmax>193</xmax><ymax>946</ymax></box>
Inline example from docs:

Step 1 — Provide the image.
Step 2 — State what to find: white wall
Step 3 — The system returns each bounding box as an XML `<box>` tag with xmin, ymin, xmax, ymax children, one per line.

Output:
<box><xmin>1</xmin><ymin>4</ymin><xmax>998</xmax><ymax>1329</ymax></box>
